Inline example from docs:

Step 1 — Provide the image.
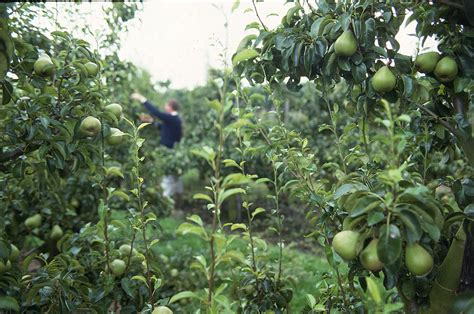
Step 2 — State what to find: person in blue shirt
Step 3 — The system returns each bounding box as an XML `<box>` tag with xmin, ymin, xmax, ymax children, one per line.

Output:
<box><xmin>130</xmin><ymin>92</ymin><xmax>182</xmax><ymax>148</ymax></box>
<box><xmin>130</xmin><ymin>92</ymin><xmax>183</xmax><ymax>198</ymax></box>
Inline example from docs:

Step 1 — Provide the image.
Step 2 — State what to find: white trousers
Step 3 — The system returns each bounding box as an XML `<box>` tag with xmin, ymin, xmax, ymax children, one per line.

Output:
<box><xmin>161</xmin><ymin>175</ymin><xmax>183</xmax><ymax>197</ymax></box>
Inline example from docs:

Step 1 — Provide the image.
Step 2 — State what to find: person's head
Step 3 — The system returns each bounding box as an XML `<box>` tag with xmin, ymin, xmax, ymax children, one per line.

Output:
<box><xmin>165</xmin><ymin>99</ymin><xmax>180</xmax><ymax>113</ymax></box>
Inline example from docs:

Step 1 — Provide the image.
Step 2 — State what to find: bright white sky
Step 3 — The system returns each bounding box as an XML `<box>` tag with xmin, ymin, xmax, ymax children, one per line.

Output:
<box><xmin>120</xmin><ymin>0</ymin><xmax>288</xmax><ymax>88</ymax></box>
<box><xmin>46</xmin><ymin>1</ymin><xmax>432</xmax><ymax>89</ymax></box>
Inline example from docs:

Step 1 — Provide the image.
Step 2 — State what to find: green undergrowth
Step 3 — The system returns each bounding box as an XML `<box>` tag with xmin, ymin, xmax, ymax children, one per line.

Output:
<box><xmin>111</xmin><ymin>211</ymin><xmax>331</xmax><ymax>312</ymax></box>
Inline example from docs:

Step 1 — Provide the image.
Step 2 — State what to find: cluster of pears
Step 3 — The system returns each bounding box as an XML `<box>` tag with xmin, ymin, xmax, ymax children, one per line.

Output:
<box><xmin>24</xmin><ymin>213</ymin><xmax>64</xmax><ymax>241</ymax></box>
<box><xmin>332</xmin><ymin>230</ymin><xmax>434</xmax><ymax>276</ymax></box>
<box><xmin>415</xmin><ymin>52</ymin><xmax>458</xmax><ymax>82</ymax></box>
<box><xmin>108</xmin><ymin>243</ymin><xmax>144</xmax><ymax>277</ymax></box>
<box><xmin>0</xmin><ymin>243</ymin><xmax>19</xmax><ymax>274</ymax></box>
<box><xmin>78</xmin><ymin>103</ymin><xmax>124</xmax><ymax>145</ymax></box>
<box><xmin>34</xmin><ymin>53</ymin><xmax>100</xmax><ymax>78</ymax></box>
<box><xmin>333</xmin><ymin>30</ymin><xmax>397</xmax><ymax>94</ymax></box>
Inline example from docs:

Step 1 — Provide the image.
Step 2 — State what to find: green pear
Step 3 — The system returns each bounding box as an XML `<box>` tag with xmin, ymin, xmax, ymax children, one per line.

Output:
<box><xmin>105</xmin><ymin>103</ymin><xmax>123</xmax><ymax>120</ymax></box>
<box><xmin>0</xmin><ymin>260</ymin><xmax>11</xmax><ymax>273</ymax></box>
<box><xmin>110</xmin><ymin>259</ymin><xmax>126</xmax><ymax>276</ymax></box>
<box><xmin>334</xmin><ymin>30</ymin><xmax>357</xmax><ymax>57</ymax></box>
<box><xmin>332</xmin><ymin>230</ymin><xmax>360</xmax><ymax>261</ymax></box>
<box><xmin>119</xmin><ymin>244</ymin><xmax>137</xmax><ymax>257</ymax></box>
<box><xmin>435</xmin><ymin>185</ymin><xmax>452</xmax><ymax>199</ymax></box>
<box><xmin>34</xmin><ymin>54</ymin><xmax>54</xmax><ymax>75</ymax></box>
<box><xmin>359</xmin><ymin>239</ymin><xmax>384</xmax><ymax>271</ymax></box>
<box><xmin>434</xmin><ymin>56</ymin><xmax>458</xmax><ymax>83</ymax></box>
<box><xmin>70</xmin><ymin>198</ymin><xmax>79</xmax><ymax>208</ymax></box>
<box><xmin>371</xmin><ymin>66</ymin><xmax>396</xmax><ymax>93</ymax></box>
<box><xmin>405</xmin><ymin>243</ymin><xmax>433</xmax><ymax>276</ymax></box>
<box><xmin>415</xmin><ymin>52</ymin><xmax>440</xmax><ymax>73</ymax></box>
<box><xmin>84</xmin><ymin>61</ymin><xmax>99</xmax><ymax>77</ymax></box>
<box><xmin>152</xmin><ymin>306</ymin><xmax>173</xmax><ymax>314</ymax></box>
<box><xmin>25</xmin><ymin>214</ymin><xmax>42</xmax><ymax>229</ymax></box>
<box><xmin>106</xmin><ymin>127</ymin><xmax>124</xmax><ymax>145</ymax></box>
<box><xmin>50</xmin><ymin>225</ymin><xmax>64</xmax><ymax>241</ymax></box>
<box><xmin>9</xmin><ymin>244</ymin><xmax>20</xmax><ymax>262</ymax></box>
<box><xmin>79</xmin><ymin>116</ymin><xmax>101</xmax><ymax>137</ymax></box>
<box><xmin>170</xmin><ymin>268</ymin><xmax>178</xmax><ymax>277</ymax></box>
<box><xmin>344</xmin><ymin>101</ymin><xmax>356</xmax><ymax>117</ymax></box>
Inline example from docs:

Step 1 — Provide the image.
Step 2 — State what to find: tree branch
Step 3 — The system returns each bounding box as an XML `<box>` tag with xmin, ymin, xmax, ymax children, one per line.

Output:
<box><xmin>416</xmin><ymin>102</ymin><xmax>459</xmax><ymax>137</ymax></box>
<box><xmin>453</xmin><ymin>92</ymin><xmax>468</xmax><ymax>117</ymax></box>
<box><xmin>0</xmin><ymin>142</ymin><xmax>41</xmax><ymax>164</ymax></box>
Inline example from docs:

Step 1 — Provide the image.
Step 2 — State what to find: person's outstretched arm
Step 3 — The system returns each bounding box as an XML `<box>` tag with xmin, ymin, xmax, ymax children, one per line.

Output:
<box><xmin>130</xmin><ymin>92</ymin><xmax>173</xmax><ymax>122</ymax></box>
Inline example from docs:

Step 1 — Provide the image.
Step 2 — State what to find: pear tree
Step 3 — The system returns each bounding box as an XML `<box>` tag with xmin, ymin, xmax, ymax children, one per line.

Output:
<box><xmin>235</xmin><ymin>0</ymin><xmax>474</xmax><ymax>312</ymax></box>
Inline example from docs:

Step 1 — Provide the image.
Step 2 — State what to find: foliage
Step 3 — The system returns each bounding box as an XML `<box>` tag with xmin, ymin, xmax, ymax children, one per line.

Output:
<box><xmin>1</xmin><ymin>0</ymin><xmax>474</xmax><ymax>313</ymax></box>
<box><xmin>234</xmin><ymin>0</ymin><xmax>474</xmax><ymax>312</ymax></box>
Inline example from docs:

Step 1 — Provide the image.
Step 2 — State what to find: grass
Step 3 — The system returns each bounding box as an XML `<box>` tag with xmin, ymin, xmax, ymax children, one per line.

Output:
<box><xmin>151</xmin><ymin>217</ymin><xmax>331</xmax><ymax>312</ymax></box>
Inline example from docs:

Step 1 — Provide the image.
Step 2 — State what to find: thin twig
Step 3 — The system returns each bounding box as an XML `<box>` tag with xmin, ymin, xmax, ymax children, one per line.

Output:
<box><xmin>416</xmin><ymin>102</ymin><xmax>459</xmax><ymax>137</ymax></box>
<box><xmin>252</xmin><ymin>0</ymin><xmax>268</xmax><ymax>31</ymax></box>
<box><xmin>0</xmin><ymin>142</ymin><xmax>41</xmax><ymax>164</ymax></box>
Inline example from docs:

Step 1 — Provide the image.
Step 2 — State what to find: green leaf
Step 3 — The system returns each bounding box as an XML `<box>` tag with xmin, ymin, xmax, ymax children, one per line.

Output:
<box><xmin>207</xmin><ymin>99</ymin><xmax>222</xmax><ymax>112</ymax></box>
<box><xmin>222</xmin><ymin>173</ymin><xmax>251</xmax><ymax>187</ymax></box>
<box><xmin>187</xmin><ymin>214</ymin><xmax>203</xmax><ymax>226</ymax></box>
<box><xmin>402</xmin><ymin>75</ymin><xmax>414</xmax><ymax>97</ymax></box>
<box><xmin>131</xmin><ymin>275</ymin><xmax>147</xmax><ymax>285</ymax></box>
<box><xmin>377</xmin><ymin>224</ymin><xmax>402</xmax><ymax>265</ymax></box>
<box><xmin>349</xmin><ymin>197</ymin><xmax>381</xmax><ymax>218</ymax></box>
<box><xmin>2</xmin><ymin>81</ymin><xmax>12</xmax><ymax>105</ymax></box>
<box><xmin>232</xmin><ymin>48</ymin><xmax>259</xmax><ymax>67</ymax></box>
<box><xmin>421</xmin><ymin>220</ymin><xmax>441</xmax><ymax>241</ymax></box>
<box><xmin>397</xmin><ymin>209</ymin><xmax>422</xmax><ymax>243</ymax></box>
<box><xmin>223</xmin><ymin>159</ymin><xmax>240</xmax><ymax>168</ymax></box>
<box><xmin>236</xmin><ymin>34</ymin><xmax>257</xmax><ymax>52</ymax></box>
<box><xmin>465</xmin><ymin>204</ymin><xmax>474</xmax><ymax>217</ymax></box>
<box><xmin>306</xmin><ymin>294</ymin><xmax>316</xmax><ymax>308</ymax></box>
<box><xmin>218</xmin><ymin>250</ymin><xmax>245</xmax><ymax>264</ymax></box>
<box><xmin>245</xmin><ymin>21</ymin><xmax>260</xmax><ymax>30</ymax></box>
<box><xmin>137</xmin><ymin>122</ymin><xmax>150</xmax><ymax>131</ymax></box>
<box><xmin>218</xmin><ymin>188</ymin><xmax>245</xmax><ymax>204</ymax></box>
<box><xmin>230</xmin><ymin>223</ymin><xmax>247</xmax><ymax>231</ymax></box>
<box><xmin>176</xmin><ymin>222</ymin><xmax>207</xmax><ymax>239</ymax></box>
<box><xmin>110</xmin><ymin>190</ymin><xmax>129</xmax><ymax>202</ymax></box>
<box><xmin>334</xmin><ymin>182</ymin><xmax>368</xmax><ymax>199</ymax></box>
<box><xmin>97</xmin><ymin>199</ymin><xmax>107</xmax><ymax>220</ymax></box>
<box><xmin>0</xmin><ymin>240</ymin><xmax>10</xmax><ymax>262</ymax></box>
<box><xmin>366</xmin><ymin>276</ymin><xmax>382</xmax><ymax>304</ymax></box>
<box><xmin>195</xmin><ymin>255</ymin><xmax>207</xmax><ymax>268</ymax></box>
<box><xmin>231</xmin><ymin>0</ymin><xmax>240</xmax><ymax>12</ymax></box>
<box><xmin>170</xmin><ymin>291</ymin><xmax>201</xmax><ymax>303</ymax></box>
<box><xmin>251</xmin><ymin>207</ymin><xmax>265</xmax><ymax>219</ymax></box>
<box><xmin>293</xmin><ymin>41</ymin><xmax>303</xmax><ymax>67</ymax></box>
<box><xmin>193</xmin><ymin>193</ymin><xmax>213</xmax><ymax>203</ymax></box>
<box><xmin>105</xmin><ymin>167</ymin><xmax>124</xmax><ymax>178</ymax></box>
<box><xmin>120</xmin><ymin>278</ymin><xmax>135</xmax><ymax>299</ymax></box>
<box><xmin>368</xmin><ymin>211</ymin><xmax>385</xmax><ymax>226</ymax></box>
<box><xmin>0</xmin><ymin>296</ymin><xmax>19</xmax><ymax>312</ymax></box>
<box><xmin>310</xmin><ymin>15</ymin><xmax>331</xmax><ymax>38</ymax></box>
<box><xmin>454</xmin><ymin>77</ymin><xmax>471</xmax><ymax>93</ymax></box>
<box><xmin>256</xmin><ymin>178</ymin><xmax>271</xmax><ymax>184</ymax></box>
<box><xmin>286</xmin><ymin>5</ymin><xmax>301</xmax><ymax>24</ymax></box>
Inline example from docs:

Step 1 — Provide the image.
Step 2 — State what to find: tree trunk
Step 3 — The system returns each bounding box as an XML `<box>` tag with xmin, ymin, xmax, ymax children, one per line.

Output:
<box><xmin>284</xmin><ymin>100</ymin><xmax>290</xmax><ymax>124</ymax></box>
<box><xmin>427</xmin><ymin>226</ymin><xmax>466</xmax><ymax>313</ymax></box>
<box><xmin>458</xmin><ymin>222</ymin><xmax>474</xmax><ymax>292</ymax></box>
